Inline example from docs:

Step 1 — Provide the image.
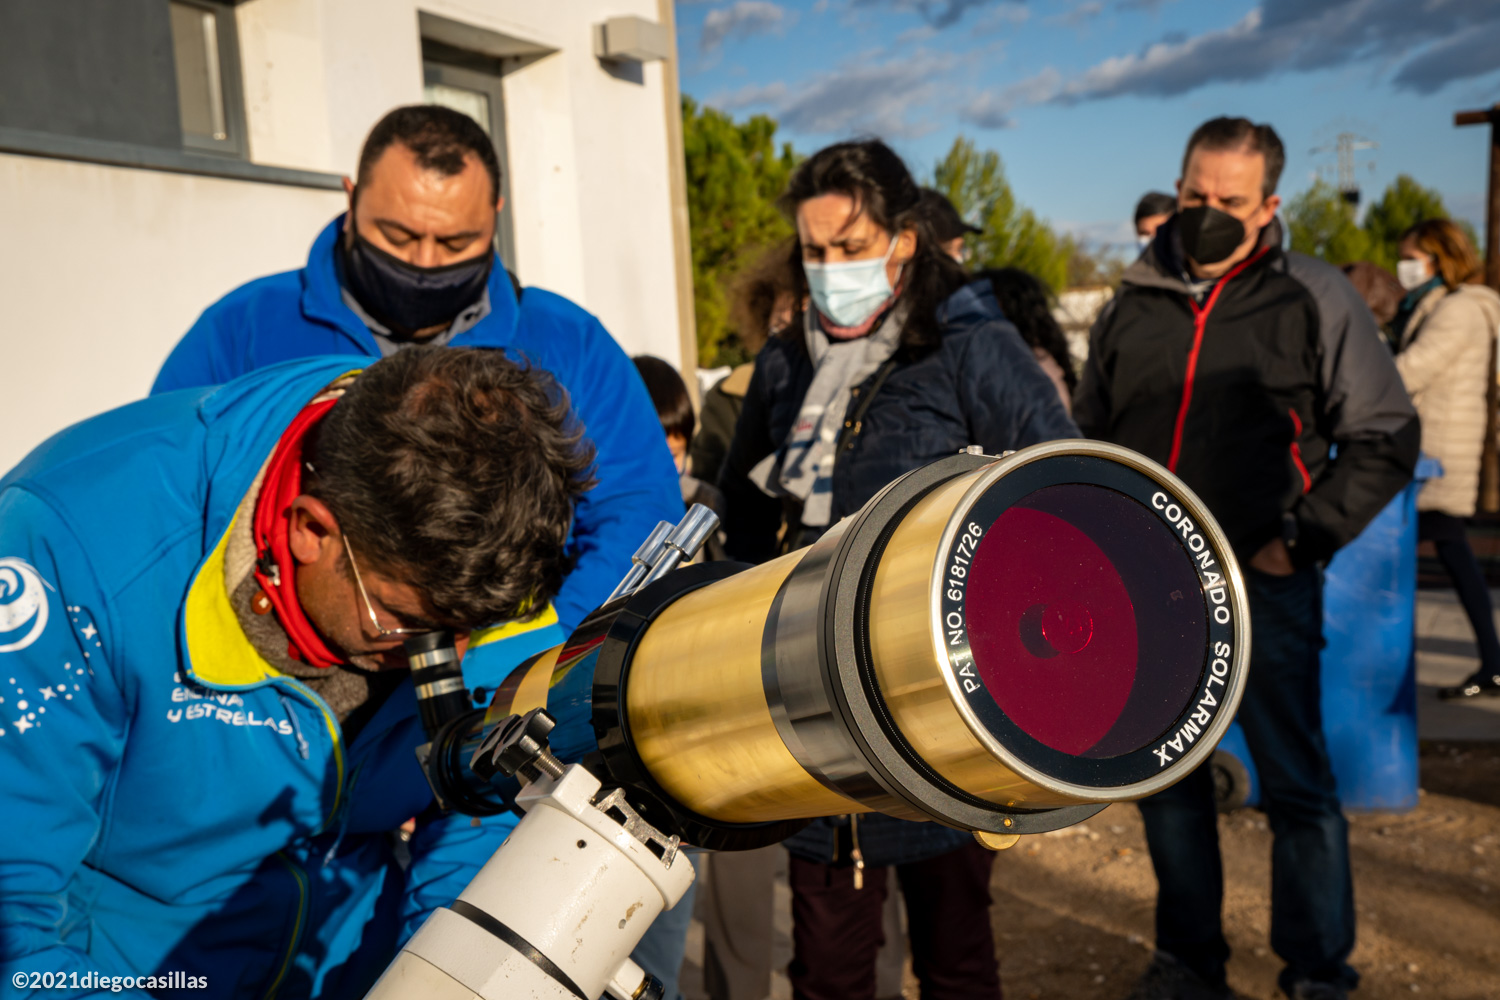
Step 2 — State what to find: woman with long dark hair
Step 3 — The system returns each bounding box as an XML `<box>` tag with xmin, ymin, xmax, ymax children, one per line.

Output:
<box><xmin>719</xmin><ymin>139</ymin><xmax>1077</xmax><ymax>1000</ymax></box>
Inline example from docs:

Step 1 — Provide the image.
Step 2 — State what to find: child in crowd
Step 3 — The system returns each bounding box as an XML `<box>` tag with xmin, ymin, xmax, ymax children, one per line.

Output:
<box><xmin>633</xmin><ymin>355</ymin><xmax>726</xmax><ymax>522</ymax></box>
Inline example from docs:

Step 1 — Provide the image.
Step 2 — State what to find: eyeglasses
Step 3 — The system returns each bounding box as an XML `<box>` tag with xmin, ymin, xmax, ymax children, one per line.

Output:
<box><xmin>343</xmin><ymin>534</ymin><xmax>437</xmax><ymax>639</ymax></box>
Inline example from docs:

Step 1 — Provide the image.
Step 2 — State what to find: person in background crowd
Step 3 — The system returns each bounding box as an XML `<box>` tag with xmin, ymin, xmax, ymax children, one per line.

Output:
<box><xmin>976</xmin><ymin>267</ymin><xmax>1076</xmax><ymax>411</ymax></box>
<box><xmin>0</xmin><ymin>348</ymin><xmax>590</xmax><ymax>999</ymax></box>
<box><xmin>1077</xmin><ymin>117</ymin><xmax>1418</xmax><ymax>1000</ymax></box>
<box><xmin>150</xmin><ymin>105</ymin><xmax>681</xmax><ymax>644</ymax></box>
<box><xmin>634</xmin><ymin>355</ymin><xmax>725</xmax><ymax>519</ymax></box>
<box><xmin>1134</xmin><ymin>191</ymin><xmax>1177</xmax><ymax>248</ymax></box>
<box><xmin>1391</xmin><ymin>219</ymin><xmax>1500</xmax><ymax>700</ymax></box>
<box><xmin>920</xmin><ymin>187</ymin><xmax>983</xmax><ymax>263</ymax></box>
<box><xmin>720</xmin><ymin>138</ymin><xmax>1077</xmax><ymax>1000</ymax></box>
<box><xmin>693</xmin><ymin>244</ymin><xmax>803</xmax><ymax>489</ymax></box>
<box><xmin>1341</xmin><ymin>261</ymin><xmax>1407</xmax><ymax>340</ymax></box>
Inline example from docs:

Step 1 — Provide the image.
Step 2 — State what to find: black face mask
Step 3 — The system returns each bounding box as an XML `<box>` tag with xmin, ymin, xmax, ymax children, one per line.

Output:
<box><xmin>1177</xmin><ymin>205</ymin><xmax>1248</xmax><ymax>267</ymax></box>
<box><xmin>339</xmin><ymin>229</ymin><xmax>493</xmax><ymax>338</ymax></box>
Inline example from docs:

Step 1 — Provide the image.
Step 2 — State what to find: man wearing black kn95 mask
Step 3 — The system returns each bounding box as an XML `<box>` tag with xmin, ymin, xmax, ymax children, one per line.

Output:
<box><xmin>1075</xmin><ymin>117</ymin><xmax>1419</xmax><ymax>1000</ymax></box>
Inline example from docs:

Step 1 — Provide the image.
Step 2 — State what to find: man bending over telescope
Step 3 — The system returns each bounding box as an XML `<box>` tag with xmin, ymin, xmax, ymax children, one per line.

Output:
<box><xmin>3</xmin><ymin>350</ymin><xmax>1264</xmax><ymax>1000</ymax></box>
<box><xmin>0</xmin><ymin>348</ymin><xmax>592</xmax><ymax>998</ymax></box>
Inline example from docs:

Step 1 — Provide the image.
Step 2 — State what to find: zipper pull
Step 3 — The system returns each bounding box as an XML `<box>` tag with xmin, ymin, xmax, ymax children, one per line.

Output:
<box><xmin>850</xmin><ymin>814</ymin><xmax>865</xmax><ymax>890</ymax></box>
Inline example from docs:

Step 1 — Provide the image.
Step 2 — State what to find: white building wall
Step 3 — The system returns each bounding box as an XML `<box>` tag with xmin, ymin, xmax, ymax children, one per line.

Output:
<box><xmin>0</xmin><ymin>0</ymin><xmax>688</xmax><ymax>472</ymax></box>
<box><xmin>0</xmin><ymin>153</ymin><xmax>346</xmax><ymax>471</ymax></box>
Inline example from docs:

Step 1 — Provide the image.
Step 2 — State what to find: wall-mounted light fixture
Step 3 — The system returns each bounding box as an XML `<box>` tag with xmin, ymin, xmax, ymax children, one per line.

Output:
<box><xmin>593</xmin><ymin>16</ymin><xmax>671</xmax><ymax>63</ymax></box>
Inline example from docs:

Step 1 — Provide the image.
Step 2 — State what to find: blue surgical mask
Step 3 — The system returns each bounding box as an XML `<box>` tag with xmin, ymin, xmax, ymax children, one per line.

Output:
<box><xmin>804</xmin><ymin>236</ymin><xmax>902</xmax><ymax>329</ymax></box>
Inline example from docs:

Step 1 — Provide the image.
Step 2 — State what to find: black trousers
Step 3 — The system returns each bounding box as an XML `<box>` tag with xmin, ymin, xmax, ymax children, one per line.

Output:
<box><xmin>1419</xmin><ymin>510</ymin><xmax>1500</xmax><ymax>673</ymax></box>
<box><xmin>787</xmin><ymin>842</ymin><xmax>1002</xmax><ymax>1000</ymax></box>
<box><xmin>1139</xmin><ymin>568</ymin><xmax>1356</xmax><ymax>994</ymax></box>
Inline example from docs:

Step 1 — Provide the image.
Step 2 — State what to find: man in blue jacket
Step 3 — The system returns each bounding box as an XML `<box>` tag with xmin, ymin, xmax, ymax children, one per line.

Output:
<box><xmin>0</xmin><ymin>348</ymin><xmax>593</xmax><ymax>998</ymax></box>
<box><xmin>152</xmin><ymin>104</ymin><xmax>682</xmax><ymax>639</ymax></box>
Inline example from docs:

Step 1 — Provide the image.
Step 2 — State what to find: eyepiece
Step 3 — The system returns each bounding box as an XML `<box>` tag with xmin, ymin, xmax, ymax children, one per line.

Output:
<box><xmin>406</xmin><ymin>629</ymin><xmax>468</xmax><ymax>742</ymax></box>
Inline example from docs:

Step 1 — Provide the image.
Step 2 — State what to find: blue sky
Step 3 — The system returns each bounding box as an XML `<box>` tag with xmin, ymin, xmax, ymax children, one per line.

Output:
<box><xmin>673</xmin><ymin>0</ymin><xmax>1500</xmax><ymax>251</ymax></box>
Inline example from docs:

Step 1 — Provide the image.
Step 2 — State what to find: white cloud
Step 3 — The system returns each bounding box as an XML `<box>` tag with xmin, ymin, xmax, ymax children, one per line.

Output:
<box><xmin>1047</xmin><ymin>1</ymin><xmax>1104</xmax><ymax>29</ymax></box>
<box><xmin>849</xmin><ymin>0</ymin><xmax>1006</xmax><ymax>29</ymax></box>
<box><xmin>701</xmin><ymin>1</ymin><xmax>793</xmax><ymax>52</ymax></box>
<box><xmin>973</xmin><ymin>1</ymin><xmax>1029</xmax><ymax>33</ymax></box>
<box><xmin>712</xmin><ymin>50</ymin><xmax>956</xmax><ymax>139</ymax></box>
<box><xmin>964</xmin><ymin>0</ymin><xmax>1500</xmax><ymax>121</ymax></box>
<box><xmin>958</xmin><ymin>67</ymin><xmax>1060</xmax><ymax>128</ymax></box>
<box><xmin>896</xmin><ymin>24</ymin><xmax>940</xmax><ymax>44</ymax></box>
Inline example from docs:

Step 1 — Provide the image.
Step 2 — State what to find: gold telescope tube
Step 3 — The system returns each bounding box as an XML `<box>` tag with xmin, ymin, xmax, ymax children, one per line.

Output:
<box><xmin>478</xmin><ymin>441</ymin><xmax>1250</xmax><ymax>845</ymax></box>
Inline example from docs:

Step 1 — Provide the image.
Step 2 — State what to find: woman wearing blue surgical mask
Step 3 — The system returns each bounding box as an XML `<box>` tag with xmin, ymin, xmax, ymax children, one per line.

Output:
<box><xmin>718</xmin><ymin>139</ymin><xmax>1078</xmax><ymax>1000</ymax></box>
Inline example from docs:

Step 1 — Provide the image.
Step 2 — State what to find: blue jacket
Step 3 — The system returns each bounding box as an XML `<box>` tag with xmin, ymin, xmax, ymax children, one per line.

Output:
<box><xmin>152</xmin><ymin>217</ymin><xmax>684</xmax><ymax>634</ymax></box>
<box><xmin>0</xmin><ymin>359</ymin><xmax>558</xmax><ymax>999</ymax></box>
<box><xmin>720</xmin><ymin>279</ymin><xmax>1080</xmax><ymax>866</ymax></box>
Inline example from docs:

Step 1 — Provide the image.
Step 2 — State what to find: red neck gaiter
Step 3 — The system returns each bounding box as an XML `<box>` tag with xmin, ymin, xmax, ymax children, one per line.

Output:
<box><xmin>251</xmin><ymin>398</ymin><xmax>343</xmax><ymax>669</ymax></box>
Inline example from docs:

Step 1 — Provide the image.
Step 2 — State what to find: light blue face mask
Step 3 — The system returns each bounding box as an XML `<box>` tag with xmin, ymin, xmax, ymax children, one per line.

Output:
<box><xmin>804</xmin><ymin>235</ymin><xmax>902</xmax><ymax>329</ymax></box>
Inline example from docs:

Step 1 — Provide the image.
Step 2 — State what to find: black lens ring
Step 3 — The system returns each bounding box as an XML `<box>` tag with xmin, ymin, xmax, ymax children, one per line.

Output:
<box><xmin>935</xmin><ymin>455</ymin><xmax>1241</xmax><ymax>788</ymax></box>
<box><xmin>428</xmin><ymin>708</ymin><xmax>511</xmax><ymax>816</ymax></box>
<box><xmin>591</xmin><ymin>561</ymin><xmax>814</xmax><ymax>852</ymax></box>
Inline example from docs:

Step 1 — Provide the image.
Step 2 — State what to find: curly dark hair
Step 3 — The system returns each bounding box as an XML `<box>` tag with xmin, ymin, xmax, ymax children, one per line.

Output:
<box><xmin>977</xmin><ymin>267</ymin><xmax>1076</xmax><ymax>392</ymax></box>
<box><xmin>304</xmin><ymin>346</ymin><xmax>596</xmax><ymax>627</ymax></box>
<box><xmin>777</xmin><ymin>139</ymin><xmax>967</xmax><ymax>355</ymax></box>
<box><xmin>357</xmin><ymin>105</ymin><xmax>502</xmax><ymax>203</ymax></box>
<box><xmin>729</xmin><ymin>239</ymin><xmax>803</xmax><ymax>352</ymax></box>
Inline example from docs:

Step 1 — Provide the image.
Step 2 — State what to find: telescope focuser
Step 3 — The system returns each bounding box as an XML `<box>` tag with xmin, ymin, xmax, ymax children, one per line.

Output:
<box><xmin>605</xmin><ymin>521</ymin><xmax>673</xmax><ymax>603</ymax></box>
<box><xmin>606</xmin><ymin>504</ymin><xmax>720</xmax><ymax>603</ymax></box>
<box><xmin>472</xmin><ymin>708</ymin><xmax>566</xmax><ymax>785</ymax></box>
<box><xmin>639</xmin><ymin>504</ymin><xmax>720</xmax><ymax>588</ymax></box>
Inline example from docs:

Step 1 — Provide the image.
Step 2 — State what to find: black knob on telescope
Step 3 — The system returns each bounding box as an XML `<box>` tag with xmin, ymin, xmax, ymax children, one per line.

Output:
<box><xmin>471</xmin><ymin>708</ymin><xmax>565</xmax><ymax>784</ymax></box>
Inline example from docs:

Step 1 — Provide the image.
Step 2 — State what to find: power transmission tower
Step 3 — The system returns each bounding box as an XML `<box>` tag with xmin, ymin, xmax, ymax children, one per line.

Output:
<box><xmin>1309</xmin><ymin>132</ymin><xmax>1378</xmax><ymax>206</ymax></box>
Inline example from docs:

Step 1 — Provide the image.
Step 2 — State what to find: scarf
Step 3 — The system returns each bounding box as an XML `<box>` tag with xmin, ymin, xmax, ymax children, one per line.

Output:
<box><xmin>251</xmin><ymin>398</ymin><xmax>343</xmax><ymax>669</ymax></box>
<box><xmin>1393</xmin><ymin>276</ymin><xmax>1444</xmax><ymax>350</ymax></box>
<box><xmin>749</xmin><ymin>302</ymin><xmax>908</xmax><ymax>528</ymax></box>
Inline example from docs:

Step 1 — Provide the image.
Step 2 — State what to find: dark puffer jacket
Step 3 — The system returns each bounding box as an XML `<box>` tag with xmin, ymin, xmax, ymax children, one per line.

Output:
<box><xmin>719</xmin><ymin>278</ymin><xmax>1080</xmax><ymax>866</ymax></box>
<box><xmin>721</xmin><ymin>279</ymin><xmax>1080</xmax><ymax>563</ymax></box>
<box><xmin>1075</xmin><ymin>218</ymin><xmax>1419</xmax><ymax>568</ymax></box>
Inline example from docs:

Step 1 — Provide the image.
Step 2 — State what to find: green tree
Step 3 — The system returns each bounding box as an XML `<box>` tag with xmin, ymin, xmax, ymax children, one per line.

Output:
<box><xmin>1362</xmin><ymin>174</ymin><xmax>1474</xmax><ymax>270</ymax></box>
<box><xmin>930</xmin><ymin>136</ymin><xmax>1070</xmax><ymax>292</ymax></box>
<box><xmin>1282</xmin><ymin>174</ymin><xmax>1480</xmax><ymax>270</ymax></box>
<box><xmin>1286</xmin><ymin>179</ymin><xmax>1371</xmax><ymax>266</ymax></box>
<box><xmin>682</xmin><ymin>97</ymin><xmax>798</xmax><ymax>366</ymax></box>
<box><xmin>1066</xmin><ymin>239</ymin><xmax>1126</xmax><ymax>289</ymax></box>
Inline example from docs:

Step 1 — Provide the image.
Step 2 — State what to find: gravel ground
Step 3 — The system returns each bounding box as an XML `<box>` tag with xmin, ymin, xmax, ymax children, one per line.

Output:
<box><xmin>978</xmin><ymin>741</ymin><xmax>1500</xmax><ymax>1000</ymax></box>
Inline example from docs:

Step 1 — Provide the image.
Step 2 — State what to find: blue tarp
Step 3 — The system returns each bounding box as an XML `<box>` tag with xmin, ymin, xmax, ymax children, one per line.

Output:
<box><xmin>1214</xmin><ymin>457</ymin><xmax>1440</xmax><ymax>813</ymax></box>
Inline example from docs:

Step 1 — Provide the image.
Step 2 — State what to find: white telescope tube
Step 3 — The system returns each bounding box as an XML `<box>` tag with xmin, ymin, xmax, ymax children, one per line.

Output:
<box><xmin>365</xmin><ymin>764</ymin><xmax>694</xmax><ymax>1000</ymax></box>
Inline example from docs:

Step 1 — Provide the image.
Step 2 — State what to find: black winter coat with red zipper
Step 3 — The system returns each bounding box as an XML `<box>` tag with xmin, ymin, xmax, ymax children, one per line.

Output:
<box><xmin>1075</xmin><ymin>217</ymin><xmax>1419</xmax><ymax>568</ymax></box>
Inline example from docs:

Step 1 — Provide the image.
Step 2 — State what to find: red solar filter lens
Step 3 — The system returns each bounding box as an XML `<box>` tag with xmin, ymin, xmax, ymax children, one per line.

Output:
<box><xmin>964</xmin><ymin>483</ymin><xmax>1207</xmax><ymax>759</ymax></box>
